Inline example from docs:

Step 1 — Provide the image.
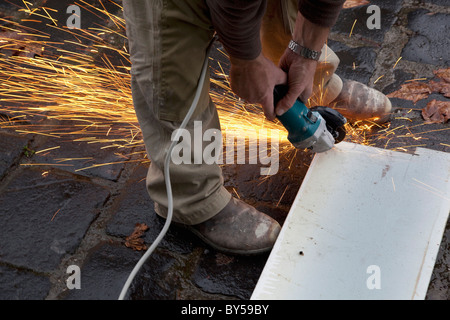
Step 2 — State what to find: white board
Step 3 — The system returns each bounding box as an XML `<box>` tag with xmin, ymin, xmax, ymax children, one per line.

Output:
<box><xmin>251</xmin><ymin>142</ymin><xmax>450</xmax><ymax>300</ymax></box>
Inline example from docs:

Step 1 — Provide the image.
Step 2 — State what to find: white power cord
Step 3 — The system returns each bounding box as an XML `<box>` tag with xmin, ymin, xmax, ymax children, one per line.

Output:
<box><xmin>118</xmin><ymin>39</ymin><xmax>215</xmax><ymax>300</ymax></box>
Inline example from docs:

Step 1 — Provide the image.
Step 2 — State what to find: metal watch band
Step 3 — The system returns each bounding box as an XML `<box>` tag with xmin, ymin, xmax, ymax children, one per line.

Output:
<box><xmin>288</xmin><ymin>40</ymin><xmax>321</xmax><ymax>61</ymax></box>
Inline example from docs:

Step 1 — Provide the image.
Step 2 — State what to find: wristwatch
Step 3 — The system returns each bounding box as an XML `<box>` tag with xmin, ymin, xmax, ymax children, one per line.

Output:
<box><xmin>288</xmin><ymin>40</ymin><xmax>321</xmax><ymax>61</ymax></box>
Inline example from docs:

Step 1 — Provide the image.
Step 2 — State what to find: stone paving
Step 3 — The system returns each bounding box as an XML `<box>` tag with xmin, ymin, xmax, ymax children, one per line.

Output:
<box><xmin>0</xmin><ymin>0</ymin><xmax>449</xmax><ymax>300</ymax></box>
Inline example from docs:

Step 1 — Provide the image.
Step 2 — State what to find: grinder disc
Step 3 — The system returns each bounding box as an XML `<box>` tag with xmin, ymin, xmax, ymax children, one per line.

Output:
<box><xmin>310</xmin><ymin>106</ymin><xmax>347</xmax><ymax>143</ymax></box>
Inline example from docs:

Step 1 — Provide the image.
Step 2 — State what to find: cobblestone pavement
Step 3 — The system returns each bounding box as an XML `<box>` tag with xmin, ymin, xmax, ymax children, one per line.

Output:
<box><xmin>0</xmin><ymin>0</ymin><xmax>448</xmax><ymax>300</ymax></box>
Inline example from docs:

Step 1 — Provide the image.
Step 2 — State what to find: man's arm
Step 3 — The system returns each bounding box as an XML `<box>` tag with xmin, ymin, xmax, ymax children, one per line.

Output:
<box><xmin>207</xmin><ymin>0</ymin><xmax>287</xmax><ymax>120</ymax></box>
<box><xmin>298</xmin><ymin>0</ymin><xmax>346</xmax><ymax>28</ymax></box>
<box><xmin>207</xmin><ymin>0</ymin><xmax>345</xmax><ymax>120</ymax></box>
<box><xmin>206</xmin><ymin>0</ymin><xmax>267</xmax><ymax>60</ymax></box>
<box><xmin>275</xmin><ymin>10</ymin><xmax>332</xmax><ymax>116</ymax></box>
<box><xmin>276</xmin><ymin>0</ymin><xmax>345</xmax><ymax>116</ymax></box>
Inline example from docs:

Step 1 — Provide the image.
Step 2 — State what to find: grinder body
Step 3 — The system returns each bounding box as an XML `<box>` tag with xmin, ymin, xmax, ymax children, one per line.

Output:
<box><xmin>274</xmin><ymin>85</ymin><xmax>347</xmax><ymax>153</ymax></box>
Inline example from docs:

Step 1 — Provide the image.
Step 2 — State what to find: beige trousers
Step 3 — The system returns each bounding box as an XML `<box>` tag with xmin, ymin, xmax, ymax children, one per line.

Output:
<box><xmin>123</xmin><ymin>0</ymin><xmax>342</xmax><ymax>225</ymax></box>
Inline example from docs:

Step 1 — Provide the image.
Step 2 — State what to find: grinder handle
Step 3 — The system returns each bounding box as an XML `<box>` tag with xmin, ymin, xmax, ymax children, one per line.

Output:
<box><xmin>274</xmin><ymin>85</ymin><xmax>321</xmax><ymax>143</ymax></box>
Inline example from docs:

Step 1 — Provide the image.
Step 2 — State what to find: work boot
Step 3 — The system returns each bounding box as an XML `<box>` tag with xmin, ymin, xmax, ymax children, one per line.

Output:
<box><xmin>330</xmin><ymin>79</ymin><xmax>392</xmax><ymax>123</ymax></box>
<box><xmin>182</xmin><ymin>197</ymin><xmax>281</xmax><ymax>255</ymax></box>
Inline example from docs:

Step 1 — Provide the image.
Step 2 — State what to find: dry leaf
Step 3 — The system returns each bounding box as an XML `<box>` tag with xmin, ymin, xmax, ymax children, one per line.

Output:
<box><xmin>429</xmin><ymin>80</ymin><xmax>450</xmax><ymax>98</ymax></box>
<box><xmin>422</xmin><ymin>99</ymin><xmax>450</xmax><ymax>124</ymax></box>
<box><xmin>387</xmin><ymin>81</ymin><xmax>432</xmax><ymax>104</ymax></box>
<box><xmin>125</xmin><ymin>223</ymin><xmax>149</xmax><ymax>251</ymax></box>
<box><xmin>434</xmin><ymin>68</ymin><xmax>450</xmax><ymax>83</ymax></box>
<box><xmin>387</xmin><ymin>68</ymin><xmax>450</xmax><ymax>104</ymax></box>
<box><xmin>344</xmin><ymin>0</ymin><xmax>370</xmax><ymax>9</ymax></box>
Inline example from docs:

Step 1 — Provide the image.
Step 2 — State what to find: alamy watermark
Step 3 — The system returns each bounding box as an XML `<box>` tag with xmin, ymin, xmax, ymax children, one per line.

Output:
<box><xmin>170</xmin><ymin>121</ymin><xmax>280</xmax><ymax>176</ymax></box>
<box><xmin>366</xmin><ymin>5</ymin><xmax>381</xmax><ymax>30</ymax></box>
<box><xmin>366</xmin><ymin>264</ymin><xmax>381</xmax><ymax>290</ymax></box>
<box><xmin>66</xmin><ymin>5</ymin><xmax>81</xmax><ymax>29</ymax></box>
<box><xmin>66</xmin><ymin>265</ymin><xmax>81</xmax><ymax>290</ymax></box>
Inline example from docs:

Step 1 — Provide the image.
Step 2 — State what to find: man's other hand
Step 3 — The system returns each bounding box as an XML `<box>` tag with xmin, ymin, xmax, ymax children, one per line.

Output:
<box><xmin>229</xmin><ymin>53</ymin><xmax>287</xmax><ymax>121</ymax></box>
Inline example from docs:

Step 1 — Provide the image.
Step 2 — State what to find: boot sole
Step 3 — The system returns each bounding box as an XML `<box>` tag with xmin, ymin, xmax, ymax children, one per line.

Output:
<box><xmin>173</xmin><ymin>222</ymin><xmax>275</xmax><ymax>256</ymax></box>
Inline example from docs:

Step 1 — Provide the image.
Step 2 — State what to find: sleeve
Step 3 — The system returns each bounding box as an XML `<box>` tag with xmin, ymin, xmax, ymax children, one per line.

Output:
<box><xmin>206</xmin><ymin>0</ymin><xmax>267</xmax><ymax>60</ymax></box>
<box><xmin>297</xmin><ymin>0</ymin><xmax>346</xmax><ymax>27</ymax></box>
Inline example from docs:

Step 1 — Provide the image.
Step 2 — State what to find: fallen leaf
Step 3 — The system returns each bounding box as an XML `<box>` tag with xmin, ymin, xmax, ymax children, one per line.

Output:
<box><xmin>434</xmin><ymin>68</ymin><xmax>450</xmax><ymax>83</ymax></box>
<box><xmin>422</xmin><ymin>99</ymin><xmax>450</xmax><ymax>124</ymax></box>
<box><xmin>387</xmin><ymin>68</ymin><xmax>450</xmax><ymax>104</ymax></box>
<box><xmin>429</xmin><ymin>80</ymin><xmax>450</xmax><ymax>98</ymax></box>
<box><xmin>344</xmin><ymin>0</ymin><xmax>370</xmax><ymax>9</ymax></box>
<box><xmin>387</xmin><ymin>81</ymin><xmax>432</xmax><ymax>104</ymax></box>
<box><xmin>125</xmin><ymin>223</ymin><xmax>149</xmax><ymax>251</ymax></box>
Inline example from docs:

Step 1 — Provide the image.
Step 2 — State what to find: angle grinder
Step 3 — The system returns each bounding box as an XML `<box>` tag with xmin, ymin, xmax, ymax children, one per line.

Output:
<box><xmin>274</xmin><ymin>84</ymin><xmax>347</xmax><ymax>153</ymax></box>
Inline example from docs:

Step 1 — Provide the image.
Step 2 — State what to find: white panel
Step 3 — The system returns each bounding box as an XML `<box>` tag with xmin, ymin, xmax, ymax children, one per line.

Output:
<box><xmin>251</xmin><ymin>142</ymin><xmax>450</xmax><ymax>300</ymax></box>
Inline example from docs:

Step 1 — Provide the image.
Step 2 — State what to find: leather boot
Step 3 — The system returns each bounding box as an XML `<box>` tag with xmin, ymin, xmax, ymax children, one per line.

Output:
<box><xmin>181</xmin><ymin>197</ymin><xmax>281</xmax><ymax>255</ymax></box>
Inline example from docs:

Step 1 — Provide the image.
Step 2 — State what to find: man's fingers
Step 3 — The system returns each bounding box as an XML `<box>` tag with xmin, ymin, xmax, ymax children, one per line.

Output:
<box><xmin>261</xmin><ymin>94</ymin><xmax>276</xmax><ymax>121</ymax></box>
<box><xmin>276</xmin><ymin>82</ymin><xmax>314</xmax><ymax>116</ymax></box>
<box><xmin>299</xmin><ymin>86</ymin><xmax>312</xmax><ymax>104</ymax></box>
<box><xmin>262</xmin><ymin>69</ymin><xmax>287</xmax><ymax>119</ymax></box>
<box><xmin>263</xmin><ymin>67</ymin><xmax>286</xmax><ymax>121</ymax></box>
<box><xmin>262</xmin><ymin>97</ymin><xmax>276</xmax><ymax>121</ymax></box>
<box><xmin>276</xmin><ymin>69</ymin><xmax>288</xmax><ymax>86</ymax></box>
<box><xmin>275</xmin><ymin>88</ymin><xmax>301</xmax><ymax>116</ymax></box>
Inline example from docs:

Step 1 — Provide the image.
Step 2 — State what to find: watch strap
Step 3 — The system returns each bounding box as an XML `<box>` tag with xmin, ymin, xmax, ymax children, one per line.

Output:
<box><xmin>288</xmin><ymin>40</ymin><xmax>321</xmax><ymax>61</ymax></box>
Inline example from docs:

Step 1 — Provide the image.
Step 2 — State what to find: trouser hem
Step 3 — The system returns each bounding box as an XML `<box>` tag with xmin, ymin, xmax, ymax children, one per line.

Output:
<box><xmin>154</xmin><ymin>186</ymin><xmax>232</xmax><ymax>225</ymax></box>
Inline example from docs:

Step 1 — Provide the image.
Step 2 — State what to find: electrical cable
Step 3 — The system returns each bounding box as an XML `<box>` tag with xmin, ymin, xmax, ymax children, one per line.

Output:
<box><xmin>118</xmin><ymin>38</ymin><xmax>216</xmax><ymax>300</ymax></box>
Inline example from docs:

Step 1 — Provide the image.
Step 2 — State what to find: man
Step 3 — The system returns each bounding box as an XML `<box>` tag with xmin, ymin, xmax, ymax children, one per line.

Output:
<box><xmin>122</xmin><ymin>0</ymin><xmax>391</xmax><ymax>255</ymax></box>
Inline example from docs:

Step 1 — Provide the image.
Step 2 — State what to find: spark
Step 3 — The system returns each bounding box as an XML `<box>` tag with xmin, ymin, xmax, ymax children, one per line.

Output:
<box><xmin>276</xmin><ymin>185</ymin><xmax>289</xmax><ymax>207</ymax></box>
<box><xmin>51</xmin><ymin>208</ymin><xmax>61</xmax><ymax>221</ymax></box>
<box><xmin>411</xmin><ymin>178</ymin><xmax>450</xmax><ymax>202</ymax></box>
<box><xmin>41</xmin><ymin>7</ymin><xmax>58</xmax><ymax>26</ymax></box>
<box><xmin>349</xmin><ymin>19</ymin><xmax>357</xmax><ymax>38</ymax></box>
<box><xmin>54</xmin><ymin>157</ymin><xmax>93</xmax><ymax>163</ymax></box>
<box><xmin>393</xmin><ymin>56</ymin><xmax>402</xmax><ymax>69</ymax></box>
<box><xmin>20</xmin><ymin>163</ymin><xmax>74</xmax><ymax>167</ymax></box>
<box><xmin>35</xmin><ymin>145</ymin><xmax>60</xmax><ymax>154</ymax></box>
<box><xmin>15</xmin><ymin>130</ymin><xmax>61</xmax><ymax>138</ymax></box>
<box><xmin>405</xmin><ymin>78</ymin><xmax>427</xmax><ymax>82</ymax></box>
<box><xmin>394</xmin><ymin>116</ymin><xmax>413</xmax><ymax>122</ymax></box>
<box><xmin>232</xmin><ymin>187</ymin><xmax>241</xmax><ymax>199</ymax></box>
<box><xmin>373</xmin><ymin>74</ymin><xmax>384</xmax><ymax>84</ymax></box>
<box><xmin>392</xmin><ymin>144</ymin><xmax>426</xmax><ymax>151</ymax></box>
<box><xmin>74</xmin><ymin>158</ymin><xmax>143</xmax><ymax>172</ymax></box>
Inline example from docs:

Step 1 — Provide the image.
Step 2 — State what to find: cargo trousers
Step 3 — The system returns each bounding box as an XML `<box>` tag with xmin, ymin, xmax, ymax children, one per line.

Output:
<box><xmin>123</xmin><ymin>0</ymin><xmax>342</xmax><ymax>225</ymax></box>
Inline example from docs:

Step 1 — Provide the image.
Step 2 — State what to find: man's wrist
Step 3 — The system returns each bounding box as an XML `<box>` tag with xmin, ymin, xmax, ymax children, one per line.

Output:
<box><xmin>292</xmin><ymin>11</ymin><xmax>330</xmax><ymax>55</ymax></box>
<box><xmin>229</xmin><ymin>51</ymin><xmax>262</xmax><ymax>66</ymax></box>
<box><xmin>287</xmin><ymin>40</ymin><xmax>321</xmax><ymax>61</ymax></box>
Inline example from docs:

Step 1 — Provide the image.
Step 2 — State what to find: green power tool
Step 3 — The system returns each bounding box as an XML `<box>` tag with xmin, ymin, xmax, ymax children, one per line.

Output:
<box><xmin>274</xmin><ymin>84</ymin><xmax>347</xmax><ymax>153</ymax></box>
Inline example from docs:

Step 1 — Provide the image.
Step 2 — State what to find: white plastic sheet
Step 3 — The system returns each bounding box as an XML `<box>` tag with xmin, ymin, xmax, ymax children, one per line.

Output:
<box><xmin>251</xmin><ymin>142</ymin><xmax>450</xmax><ymax>300</ymax></box>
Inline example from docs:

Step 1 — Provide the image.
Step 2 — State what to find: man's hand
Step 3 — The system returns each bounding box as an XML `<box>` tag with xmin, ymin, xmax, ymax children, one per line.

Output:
<box><xmin>275</xmin><ymin>48</ymin><xmax>318</xmax><ymax>116</ymax></box>
<box><xmin>229</xmin><ymin>53</ymin><xmax>287</xmax><ymax>121</ymax></box>
<box><xmin>275</xmin><ymin>11</ymin><xmax>331</xmax><ymax>117</ymax></box>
